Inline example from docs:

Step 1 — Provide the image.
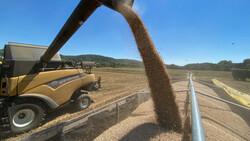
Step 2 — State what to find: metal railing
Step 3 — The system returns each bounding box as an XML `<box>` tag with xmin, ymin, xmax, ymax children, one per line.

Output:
<box><xmin>189</xmin><ymin>74</ymin><xmax>206</xmax><ymax>141</ymax></box>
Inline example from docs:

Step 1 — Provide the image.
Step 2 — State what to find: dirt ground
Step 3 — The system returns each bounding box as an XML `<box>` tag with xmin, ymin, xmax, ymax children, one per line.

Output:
<box><xmin>89</xmin><ymin>71</ymin><xmax>148</xmax><ymax>108</ymax></box>
<box><xmin>94</xmin><ymin>81</ymin><xmax>250</xmax><ymax>141</ymax></box>
<box><xmin>3</xmin><ymin>69</ymin><xmax>250</xmax><ymax>141</ymax></box>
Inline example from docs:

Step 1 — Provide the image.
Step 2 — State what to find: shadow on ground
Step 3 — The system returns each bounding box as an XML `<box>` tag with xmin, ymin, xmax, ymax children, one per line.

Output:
<box><xmin>119</xmin><ymin>123</ymin><xmax>166</xmax><ymax>141</ymax></box>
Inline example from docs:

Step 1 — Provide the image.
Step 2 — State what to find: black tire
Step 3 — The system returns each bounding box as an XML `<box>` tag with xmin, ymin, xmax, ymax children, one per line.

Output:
<box><xmin>74</xmin><ymin>94</ymin><xmax>91</xmax><ymax>111</ymax></box>
<box><xmin>8</xmin><ymin>100</ymin><xmax>46</xmax><ymax>133</ymax></box>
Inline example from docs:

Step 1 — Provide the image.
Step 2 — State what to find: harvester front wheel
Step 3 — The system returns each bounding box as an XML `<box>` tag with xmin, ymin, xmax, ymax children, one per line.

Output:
<box><xmin>8</xmin><ymin>100</ymin><xmax>45</xmax><ymax>133</ymax></box>
<box><xmin>74</xmin><ymin>94</ymin><xmax>91</xmax><ymax>110</ymax></box>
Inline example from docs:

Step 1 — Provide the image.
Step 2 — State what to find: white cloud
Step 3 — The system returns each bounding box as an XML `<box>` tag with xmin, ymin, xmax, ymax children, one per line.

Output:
<box><xmin>132</xmin><ymin>2</ymin><xmax>146</xmax><ymax>16</ymax></box>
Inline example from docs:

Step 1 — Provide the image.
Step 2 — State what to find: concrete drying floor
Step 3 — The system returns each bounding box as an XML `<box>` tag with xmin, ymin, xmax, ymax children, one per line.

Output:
<box><xmin>94</xmin><ymin>81</ymin><xmax>250</xmax><ymax>141</ymax></box>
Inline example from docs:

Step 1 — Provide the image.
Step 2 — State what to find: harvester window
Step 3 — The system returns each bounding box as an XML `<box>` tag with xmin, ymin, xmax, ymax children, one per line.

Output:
<box><xmin>6</xmin><ymin>44</ymin><xmax>61</xmax><ymax>61</ymax></box>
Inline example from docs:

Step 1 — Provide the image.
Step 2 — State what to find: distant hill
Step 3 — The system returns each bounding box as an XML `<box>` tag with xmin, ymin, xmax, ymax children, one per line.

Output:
<box><xmin>1</xmin><ymin>48</ymin><xmax>249</xmax><ymax>70</ymax></box>
<box><xmin>61</xmin><ymin>55</ymin><xmax>250</xmax><ymax>70</ymax></box>
<box><xmin>61</xmin><ymin>54</ymin><xmax>143</xmax><ymax>68</ymax></box>
<box><xmin>0</xmin><ymin>48</ymin><xmax>143</xmax><ymax>67</ymax></box>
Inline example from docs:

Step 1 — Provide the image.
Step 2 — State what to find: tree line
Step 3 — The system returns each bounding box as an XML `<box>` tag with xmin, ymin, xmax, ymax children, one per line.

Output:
<box><xmin>167</xmin><ymin>59</ymin><xmax>250</xmax><ymax>71</ymax></box>
<box><xmin>62</xmin><ymin>54</ymin><xmax>249</xmax><ymax>71</ymax></box>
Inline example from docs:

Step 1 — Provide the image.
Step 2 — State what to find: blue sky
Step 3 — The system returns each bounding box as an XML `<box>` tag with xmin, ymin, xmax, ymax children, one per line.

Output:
<box><xmin>0</xmin><ymin>0</ymin><xmax>249</xmax><ymax>65</ymax></box>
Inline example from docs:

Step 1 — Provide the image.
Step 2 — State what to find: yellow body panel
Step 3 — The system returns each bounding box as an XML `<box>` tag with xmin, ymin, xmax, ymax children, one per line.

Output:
<box><xmin>0</xmin><ymin>77</ymin><xmax>18</xmax><ymax>96</ymax></box>
<box><xmin>25</xmin><ymin>74</ymin><xmax>95</xmax><ymax>105</ymax></box>
<box><xmin>0</xmin><ymin>69</ymin><xmax>95</xmax><ymax>105</ymax></box>
<box><xmin>18</xmin><ymin>69</ymin><xmax>80</xmax><ymax>94</ymax></box>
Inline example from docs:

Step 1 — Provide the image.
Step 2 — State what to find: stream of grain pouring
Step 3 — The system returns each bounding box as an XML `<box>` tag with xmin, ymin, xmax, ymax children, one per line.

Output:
<box><xmin>116</xmin><ymin>4</ymin><xmax>182</xmax><ymax>132</ymax></box>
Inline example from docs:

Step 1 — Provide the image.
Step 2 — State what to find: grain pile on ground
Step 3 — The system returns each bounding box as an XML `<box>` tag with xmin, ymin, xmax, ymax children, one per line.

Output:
<box><xmin>94</xmin><ymin>99</ymin><xmax>183</xmax><ymax>141</ymax></box>
<box><xmin>116</xmin><ymin>4</ymin><xmax>182</xmax><ymax>131</ymax></box>
<box><xmin>94</xmin><ymin>81</ymin><xmax>250</xmax><ymax>141</ymax></box>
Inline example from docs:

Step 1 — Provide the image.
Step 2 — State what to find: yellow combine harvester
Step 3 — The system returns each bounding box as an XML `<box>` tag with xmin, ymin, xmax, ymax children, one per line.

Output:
<box><xmin>0</xmin><ymin>42</ymin><xmax>100</xmax><ymax>133</ymax></box>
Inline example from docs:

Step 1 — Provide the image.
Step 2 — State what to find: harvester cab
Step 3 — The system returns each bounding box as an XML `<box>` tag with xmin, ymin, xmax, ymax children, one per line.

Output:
<box><xmin>0</xmin><ymin>0</ymin><xmax>133</xmax><ymax>134</ymax></box>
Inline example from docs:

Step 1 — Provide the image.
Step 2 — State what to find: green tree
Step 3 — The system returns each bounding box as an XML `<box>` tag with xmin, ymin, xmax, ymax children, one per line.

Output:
<box><xmin>243</xmin><ymin>59</ymin><xmax>250</xmax><ymax>69</ymax></box>
<box><xmin>218</xmin><ymin>60</ymin><xmax>233</xmax><ymax>71</ymax></box>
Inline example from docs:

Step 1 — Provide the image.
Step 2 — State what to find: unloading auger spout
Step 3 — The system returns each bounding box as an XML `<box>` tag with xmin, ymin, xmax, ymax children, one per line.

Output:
<box><xmin>37</xmin><ymin>0</ymin><xmax>134</xmax><ymax>68</ymax></box>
